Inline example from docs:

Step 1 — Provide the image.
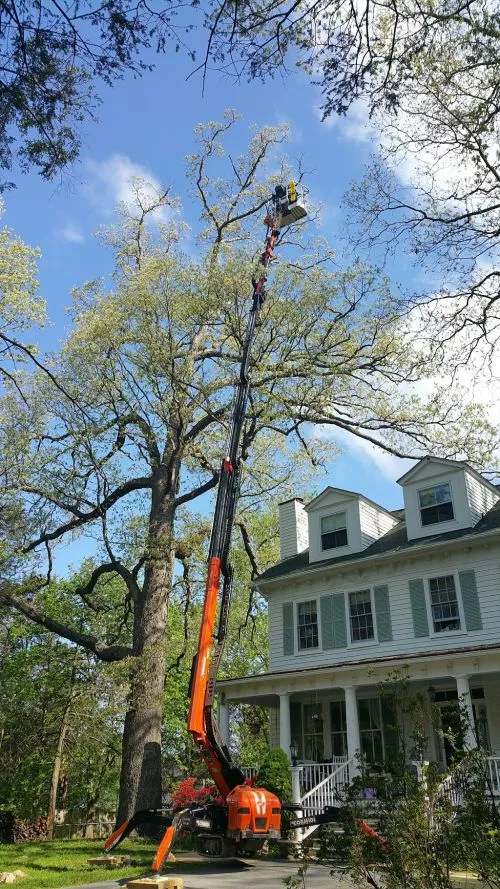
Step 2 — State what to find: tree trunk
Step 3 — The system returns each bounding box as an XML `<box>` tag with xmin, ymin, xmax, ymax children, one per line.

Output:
<box><xmin>116</xmin><ymin>483</ymin><xmax>176</xmax><ymax>825</ymax></box>
<box><xmin>46</xmin><ymin>673</ymin><xmax>76</xmax><ymax>840</ymax></box>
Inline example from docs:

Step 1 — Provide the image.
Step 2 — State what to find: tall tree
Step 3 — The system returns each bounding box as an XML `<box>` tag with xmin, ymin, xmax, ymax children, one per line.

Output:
<box><xmin>0</xmin><ymin>114</ymin><xmax>493</xmax><ymax>823</ymax></box>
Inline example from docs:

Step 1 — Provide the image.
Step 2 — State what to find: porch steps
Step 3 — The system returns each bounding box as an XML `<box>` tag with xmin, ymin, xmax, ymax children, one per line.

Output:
<box><xmin>297</xmin><ymin>758</ymin><xmax>353</xmax><ymax>840</ymax></box>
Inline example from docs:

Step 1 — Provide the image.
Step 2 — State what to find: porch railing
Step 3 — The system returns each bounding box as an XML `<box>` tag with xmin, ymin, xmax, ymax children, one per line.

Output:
<box><xmin>487</xmin><ymin>756</ymin><xmax>500</xmax><ymax>795</ymax></box>
<box><xmin>298</xmin><ymin>757</ymin><xmax>348</xmax><ymax>796</ymax></box>
<box><xmin>436</xmin><ymin>769</ymin><xmax>464</xmax><ymax>808</ymax></box>
<box><xmin>299</xmin><ymin>758</ymin><xmax>352</xmax><ymax>820</ymax></box>
<box><xmin>436</xmin><ymin>756</ymin><xmax>500</xmax><ymax>807</ymax></box>
<box><xmin>240</xmin><ymin>766</ymin><xmax>259</xmax><ymax>780</ymax></box>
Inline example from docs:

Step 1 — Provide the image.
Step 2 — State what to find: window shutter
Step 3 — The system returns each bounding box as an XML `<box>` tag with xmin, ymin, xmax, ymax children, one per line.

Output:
<box><xmin>283</xmin><ymin>602</ymin><xmax>294</xmax><ymax>656</ymax></box>
<box><xmin>459</xmin><ymin>570</ymin><xmax>482</xmax><ymax>631</ymax></box>
<box><xmin>320</xmin><ymin>595</ymin><xmax>334</xmax><ymax>649</ymax></box>
<box><xmin>332</xmin><ymin>593</ymin><xmax>347</xmax><ymax>648</ymax></box>
<box><xmin>374</xmin><ymin>584</ymin><xmax>393</xmax><ymax>642</ymax></box>
<box><xmin>409</xmin><ymin>579</ymin><xmax>429</xmax><ymax>637</ymax></box>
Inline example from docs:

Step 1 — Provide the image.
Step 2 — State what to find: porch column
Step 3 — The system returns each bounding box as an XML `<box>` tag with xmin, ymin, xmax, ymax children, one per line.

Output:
<box><xmin>279</xmin><ymin>692</ymin><xmax>291</xmax><ymax>759</ymax></box>
<box><xmin>455</xmin><ymin>674</ymin><xmax>477</xmax><ymax>750</ymax></box>
<box><xmin>344</xmin><ymin>686</ymin><xmax>361</xmax><ymax>778</ymax></box>
<box><xmin>218</xmin><ymin>694</ymin><xmax>230</xmax><ymax>746</ymax></box>
<box><xmin>291</xmin><ymin>767</ymin><xmax>303</xmax><ymax>844</ymax></box>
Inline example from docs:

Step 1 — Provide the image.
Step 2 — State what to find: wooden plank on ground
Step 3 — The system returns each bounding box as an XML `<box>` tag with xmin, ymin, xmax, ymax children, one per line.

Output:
<box><xmin>126</xmin><ymin>878</ymin><xmax>175</xmax><ymax>889</ymax></box>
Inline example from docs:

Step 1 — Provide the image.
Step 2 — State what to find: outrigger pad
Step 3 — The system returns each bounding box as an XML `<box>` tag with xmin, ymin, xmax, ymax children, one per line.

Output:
<box><xmin>105</xmin><ymin>809</ymin><xmax>174</xmax><ymax>852</ymax></box>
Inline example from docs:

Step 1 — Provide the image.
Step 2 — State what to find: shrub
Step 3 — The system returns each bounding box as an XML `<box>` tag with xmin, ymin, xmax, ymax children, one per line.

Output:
<box><xmin>256</xmin><ymin>748</ymin><xmax>292</xmax><ymax>802</ymax></box>
<box><xmin>170</xmin><ymin>777</ymin><xmax>221</xmax><ymax>809</ymax></box>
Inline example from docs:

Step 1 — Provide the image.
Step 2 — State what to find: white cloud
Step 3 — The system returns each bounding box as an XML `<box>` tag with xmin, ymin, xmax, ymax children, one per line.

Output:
<box><xmin>316</xmin><ymin>99</ymin><xmax>376</xmax><ymax>144</ymax></box>
<box><xmin>316</xmin><ymin>423</ymin><xmax>415</xmax><ymax>481</ymax></box>
<box><xmin>318</xmin><ymin>95</ymin><xmax>475</xmax><ymax>203</ymax></box>
<box><xmin>61</xmin><ymin>223</ymin><xmax>84</xmax><ymax>244</ymax></box>
<box><xmin>84</xmin><ymin>154</ymin><xmax>170</xmax><ymax>221</ymax></box>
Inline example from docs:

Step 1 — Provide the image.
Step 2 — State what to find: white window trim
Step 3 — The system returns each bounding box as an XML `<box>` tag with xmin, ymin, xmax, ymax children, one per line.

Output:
<box><xmin>346</xmin><ymin>586</ymin><xmax>378</xmax><ymax>648</ymax></box>
<box><xmin>295</xmin><ymin>597</ymin><xmax>321</xmax><ymax>653</ymax></box>
<box><xmin>417</xmin><ymin>478</ymin><xmax>457</xmax><ymax>530</ymax></box>
<box><xmin>320</xmin><ymin>510</ymin><xmax>349</xmax><ymax>553</ymax></box>
<box><xmin>424</xmin><ymin>570</ymin><xmax>467</xmax><ymax>638</ymax></box>
<box><xmin>292</xmin><ymin>586</ymin><xmax>383</xmax><ymax>657</ymax></box>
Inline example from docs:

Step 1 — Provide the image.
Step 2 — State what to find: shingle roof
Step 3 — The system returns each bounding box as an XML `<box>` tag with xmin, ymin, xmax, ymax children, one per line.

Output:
<box><xmin>257</xmin><ymin>497</ymin><xmax>500</xmax><ymax>585</ymax></box>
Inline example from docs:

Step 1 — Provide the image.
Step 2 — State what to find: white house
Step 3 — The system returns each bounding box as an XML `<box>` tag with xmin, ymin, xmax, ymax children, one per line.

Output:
<box><xmin>217</xmin><ymin>457</ymin><xmax>500</xmax><ymax>814</ymax></box>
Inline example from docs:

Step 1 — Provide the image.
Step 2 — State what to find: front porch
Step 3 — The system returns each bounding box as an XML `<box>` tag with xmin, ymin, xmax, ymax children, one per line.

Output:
<box><xmin>218</xmin><ymin>649</ymin><xmax>500</xmax><ymax>821</ymax></box>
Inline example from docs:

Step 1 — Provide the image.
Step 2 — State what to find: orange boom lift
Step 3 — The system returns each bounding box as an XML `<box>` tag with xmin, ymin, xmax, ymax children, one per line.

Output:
<box><xmin>105</xmin><ymin>183</ymin><xmax>385</xmax><ymax>872</ymax></box>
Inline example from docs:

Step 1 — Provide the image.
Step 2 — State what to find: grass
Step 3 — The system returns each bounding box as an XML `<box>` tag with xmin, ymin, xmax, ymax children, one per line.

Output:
<box><xmin>0</xmin><ymin>837</ymin><xmax>160</xmax><ymax>889</ymax></box>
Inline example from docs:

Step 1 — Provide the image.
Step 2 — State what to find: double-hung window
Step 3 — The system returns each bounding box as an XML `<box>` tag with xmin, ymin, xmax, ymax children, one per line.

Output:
<box><xmin>429</xmin><ymin>575</ymin><xmax>461</xmax><ymax>632</ymax></box>
<box><xmin>297</xmin><ymin>600</ymin><xmax>319</xmax><ymax>650</ymax></box>
<box><xmin>349</xmin><ymin>589</ymin><xmax>374</xmax><ymax>642</ymax></box>
<box><xmin>321</xmin><ymin>512</ymin><xmax>348</xmax><ymax>550</ymax></box>
<box><xmin>418</xmin><ymin>482</ymin><xmax>454</xmax><ymax>526</ymax></box>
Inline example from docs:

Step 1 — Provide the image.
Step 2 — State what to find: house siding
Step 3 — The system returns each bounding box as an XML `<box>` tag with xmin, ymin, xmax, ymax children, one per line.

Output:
<box><xmin>464</xmin><ymin>471</ymin><xmax>499</xmax><ymax>527</ymax></box>
<box><xmin>265</xmin><ymin>542</ymin><xmax>500</xmax><ymax>672</ymax></box>
<box><xmin>359</xmin><ymin>500</ymin><xmax>398</xmax><ymax>550</ymax></box>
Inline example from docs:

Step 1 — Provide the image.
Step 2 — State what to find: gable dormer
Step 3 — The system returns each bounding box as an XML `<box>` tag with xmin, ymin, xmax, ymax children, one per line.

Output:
<box><xmin>397</xmin><ymin>457</ymin><xmax>500</xmax><ymax>541</ymax></box>
<box><xmin>305</xmin><ymin>487</ymin><xmax>399</xmax><ymax>563</ymax></box>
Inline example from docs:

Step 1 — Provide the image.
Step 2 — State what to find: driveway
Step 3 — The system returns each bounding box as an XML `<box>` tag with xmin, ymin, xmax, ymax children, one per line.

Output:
<box><xmin>63</xmin><ymin>854</ymin><xmax>352</xmax><ymax>889</ymax></box>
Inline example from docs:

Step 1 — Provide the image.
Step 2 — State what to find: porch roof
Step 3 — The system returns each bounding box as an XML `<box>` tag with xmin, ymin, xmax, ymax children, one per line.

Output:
<box><xmin>218</xmin><ymin>641</ymin><xmax>500</xmax><ymax>694</ymax></box>
<box><xmin>256</xmin><ymin>497</ymin><xmax>500</xmax><ymax>586</ymax></box>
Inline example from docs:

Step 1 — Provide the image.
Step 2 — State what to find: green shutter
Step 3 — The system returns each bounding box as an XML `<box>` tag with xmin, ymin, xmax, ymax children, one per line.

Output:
<box><xmin>374</xmin><ymin>584</ymin><xmax>393</xmax><ymax>642</ymax></box>
<box><xmin>332</xmin><ymin>593</ymin><xmax>347</xmax><ymax>648</ymax></box>
<box><xmin>409</xmin><ymin>578</ymin><xmax>429</xmax><ymax>637</ymax></box>
<box><xmin>320</xmin><ymin>595</ymin><xmax>334</xmax><ymax>649</ymax></box>
<box><xmin>459</xmin><ymin>570</ymin><xmax>482</xmax><ymax>631</ymax></box>
<box><xmin>283</xmin><ymin>602</ymin><xmax>294</xmax><ymax>656</ymax></box>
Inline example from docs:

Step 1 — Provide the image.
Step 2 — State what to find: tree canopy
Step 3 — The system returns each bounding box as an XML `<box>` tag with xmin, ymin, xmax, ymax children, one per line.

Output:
<box><xmin>205</xmin><ymin>0</ymin><xmax>500</xmax><ymax>366</ymax></box>
<box><xmin>0</xmin><ymin>0</ymin><xmax>198</xmax><ymax>187</ymax></box>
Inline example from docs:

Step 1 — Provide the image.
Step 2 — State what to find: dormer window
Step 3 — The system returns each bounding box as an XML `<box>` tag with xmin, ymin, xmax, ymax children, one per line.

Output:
<box><xmin>321</xmin><ymin>512</ymin><xmax>348</xmax><ymax>550</ymax></box>
<box><xmin>418</xmin><ymin>482</ymin><xmax>454</xmax><ymax>526</ymax></box>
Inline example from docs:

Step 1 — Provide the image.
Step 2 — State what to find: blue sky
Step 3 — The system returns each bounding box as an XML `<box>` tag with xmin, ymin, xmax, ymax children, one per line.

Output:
<box><xmin>4</xmin><ymin>35</ymin><xmax>420</xmax><ymax>568</ymax></box>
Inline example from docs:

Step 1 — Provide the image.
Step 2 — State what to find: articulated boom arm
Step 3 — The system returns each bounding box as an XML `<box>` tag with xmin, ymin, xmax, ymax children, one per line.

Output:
<box><xmin>187</xmin><ymin>194</ymin><xmax>286</xmax><ymax>798</ymax></box>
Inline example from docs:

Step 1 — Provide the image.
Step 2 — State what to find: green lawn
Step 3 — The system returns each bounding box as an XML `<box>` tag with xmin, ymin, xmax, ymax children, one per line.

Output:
<box><xmin>0</xmin><ymin>838</ymin><xmax>160</xmax><ymax>889</ymax></box>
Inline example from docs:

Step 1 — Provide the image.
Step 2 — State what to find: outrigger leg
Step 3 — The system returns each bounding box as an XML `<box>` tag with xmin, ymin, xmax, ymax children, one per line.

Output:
<box><xmin>105</xmin><ymin>809</ymin><xmax>174</xmax><ymax>853</ymax></box>
<box><xmin>104</xmin><ymin>808</ymin><xmax>190</xmax><ymax>873</ymax></box>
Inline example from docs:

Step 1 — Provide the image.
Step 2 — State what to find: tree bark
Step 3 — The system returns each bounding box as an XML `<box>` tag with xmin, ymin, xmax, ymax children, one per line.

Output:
<box><xmin>46</xmin><ymin>671</ymin><xmax>76</xmax><ymax>840</ymax></box>
<box><xmin>115</xmin><ymin>479</ymin><xmax>177</xmax><ymax>825</ymax></box>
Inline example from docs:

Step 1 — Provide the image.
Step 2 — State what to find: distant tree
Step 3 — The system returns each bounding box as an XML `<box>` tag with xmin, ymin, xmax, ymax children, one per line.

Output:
<box><xmin>0</xmin><ymin>114</ymin><xmax>493</xmax><ymax>827</ymax></box>
<box><xmin>0</xmin><ymin>599</ymin><xmax>122</xmax><ymax>824</ymax></box>
<box><xmin>0</xmin><ymin>202</ymin><xmax>44</xmax><ymax>390</ymax></box>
